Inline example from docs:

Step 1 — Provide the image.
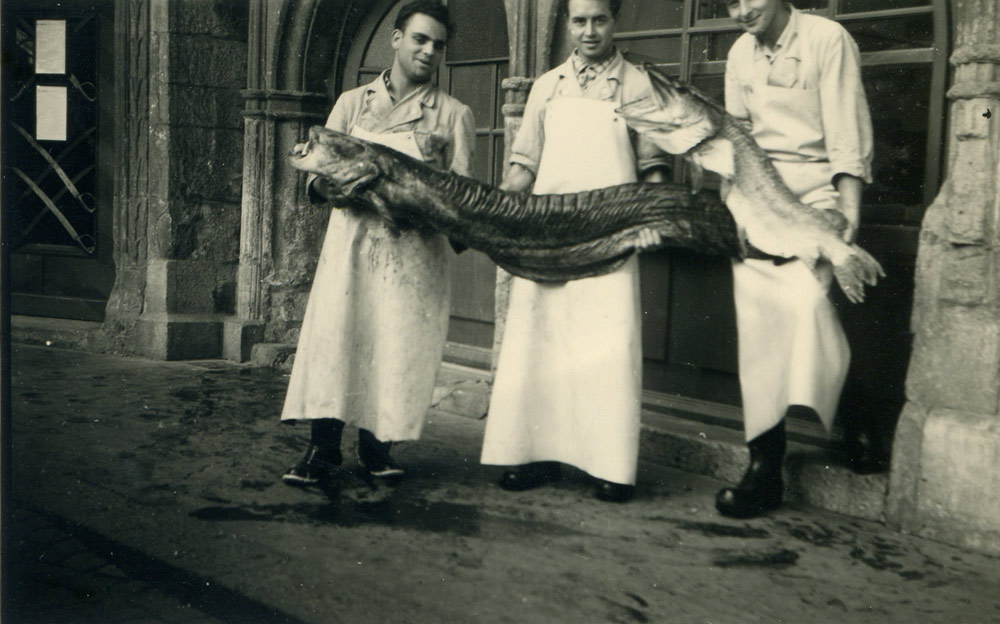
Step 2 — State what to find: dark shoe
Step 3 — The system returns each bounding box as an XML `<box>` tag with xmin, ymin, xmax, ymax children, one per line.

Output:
<box><xmin>358</xmin><ymin>429</ymin><xmax>404</xmax><ymax>478</ymax></box>
<box><xmin>498</xmin><ymin>462</ymin><xmax>561</xmax><ymax>491</ymax></box>
<box><xmin>594</xmin><ymin>480</ymin><xmax>634</xmax><ymax>503</ymax></box>
<box><xmin>282</xmin><ymin>444</ymin><xmax>342</xmax><ymax>487</ymax></box>
<box><xmin>716</xmin><ymin>420</ymin><xmax>786</xmax><ymax>519</ymax></box>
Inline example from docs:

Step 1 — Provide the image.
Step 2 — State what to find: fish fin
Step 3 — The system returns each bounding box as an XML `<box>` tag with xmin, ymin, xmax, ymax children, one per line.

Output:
<box><xmin>688</xmin><ymin>138</ymin><xmax>734</xmax><ymax>178</ymax></box>
<box><xmin>340</xmin><ymin>168</ymin><xmax>379</xmax><ymax>198</ymax></box>
<box><xmin>360</xmin><ymin>190</ymin><xmax>401</xmax><ymax>235</ymax></box>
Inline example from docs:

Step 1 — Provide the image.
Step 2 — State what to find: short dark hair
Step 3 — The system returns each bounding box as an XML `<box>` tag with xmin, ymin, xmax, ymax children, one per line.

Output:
<box><xmin>394</xmin><ymin>0</ymin><xmax>453</xmax><ymax>37</ymax></box>
<box><xmin>560</xmin><ymin>0</ymin><xmax>623</xmax><ymax>18</ymax></box>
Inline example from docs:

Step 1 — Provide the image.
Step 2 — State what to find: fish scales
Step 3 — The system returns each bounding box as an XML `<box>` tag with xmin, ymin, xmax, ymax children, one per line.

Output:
<box><xmin>290</xmin><ymin>126</ymin><xmax>765</xmax><ymax>283</ymax></box>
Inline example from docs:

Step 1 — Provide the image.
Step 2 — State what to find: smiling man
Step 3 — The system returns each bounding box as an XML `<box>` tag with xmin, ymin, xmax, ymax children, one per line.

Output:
<box><xmin>480</xmin><ymin>0</ymin><xmax>669</xmax><ymax>504</ymax></box>
<box><xmin>280</xmin><ymin>0</ymin><xmax>474</xmax><ymax>486</ymax></box>
<box><xmin>717</xmin><ymin>0</ymin><xmax>874</xmax><ymax>518</ymax></box>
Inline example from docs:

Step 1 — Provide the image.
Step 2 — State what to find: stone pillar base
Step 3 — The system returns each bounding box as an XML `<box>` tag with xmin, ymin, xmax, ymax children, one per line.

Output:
<box><xmin>223</xmin><ymin>318</ymin><xmax>266</xmax><ymax>362</ymax></box>
<box><xmin>136</xmin><ymin>314</ymin><xmax>225</xmax><ymax>360</ymax></box>
<box><xmin>887</xmin><ymin>402</ymin><xmax>1000</xmax><ymax>555</ymax></box>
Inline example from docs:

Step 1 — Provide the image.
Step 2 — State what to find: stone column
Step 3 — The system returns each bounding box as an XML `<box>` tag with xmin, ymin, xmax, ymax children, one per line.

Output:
<box><xmin>103</xmin><ymin>0</ymin><xmax>152</xmax><ymax>354</ymax></box>
<box><xmin>224</xmin><ymin>90</ymin><xmax>327</xmax><ymax>361</ymax></box>
<box><xmin>887</xmin><ymin>0</ymin><xmax>1000</xmax><ymax>554</ymax></box>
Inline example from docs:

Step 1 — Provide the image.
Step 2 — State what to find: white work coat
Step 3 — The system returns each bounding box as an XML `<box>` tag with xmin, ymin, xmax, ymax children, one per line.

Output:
<box><xmin>482</xmin><ymin>53</ymin><xmax>653</xmax><ymax>485</ymax></box>
<box><xmin>725</xmin><ymin>8</ymin><xmax>873</xmax><ymax>441</ymax></box>
<box><xmin>280</xmin><ymin>73</ymin><xmax>474</xmax><ymax>442</ymax></box>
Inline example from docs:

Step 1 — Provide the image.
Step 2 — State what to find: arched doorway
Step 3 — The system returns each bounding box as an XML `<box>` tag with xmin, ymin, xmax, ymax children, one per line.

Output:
<box><xmin>339</xmin><ymin>0</ymin><xmax>509</xmax><ymax>361</ymax></box>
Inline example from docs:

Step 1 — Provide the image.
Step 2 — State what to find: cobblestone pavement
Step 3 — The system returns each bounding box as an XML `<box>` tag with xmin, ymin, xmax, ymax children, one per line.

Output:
<box><xmin>8</xmin><ymin>345</ymin><xmax>1000</xmax><ymax>624</ymax></box>
<box><xmin>6</xmin><ymin>500</ymin><xmax>302</xmax><ymax>624</ymax></box>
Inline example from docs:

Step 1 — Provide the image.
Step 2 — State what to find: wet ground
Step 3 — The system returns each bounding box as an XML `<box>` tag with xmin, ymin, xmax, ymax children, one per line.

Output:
<box><xmin>7</xmin><ymin>344</ymin><xmax>1000</xmax><ymax>623</ymax></box>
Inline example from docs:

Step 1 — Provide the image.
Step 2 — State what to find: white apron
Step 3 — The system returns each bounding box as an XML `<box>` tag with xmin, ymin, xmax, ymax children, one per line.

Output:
<box><xmin>481</xmin><ymin>97</ymin><xmax>643</xmax><ymax>485</ymax></box>
<box><xmin>280</xmin><ymin>126</ymin><xmax>452</xmax><ymax>442</ymax></box>
<box><xmin>731</xmin><ymin>157</ymin><xmax>850</xmax><ymax>441</ymax></box>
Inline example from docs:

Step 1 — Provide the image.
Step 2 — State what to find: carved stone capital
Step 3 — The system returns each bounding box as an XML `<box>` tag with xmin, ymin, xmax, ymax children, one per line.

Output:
<box><xmin>950</xmin><ymin>44</ymin><xmax>1000</xmax><ymax>66</ymax></box>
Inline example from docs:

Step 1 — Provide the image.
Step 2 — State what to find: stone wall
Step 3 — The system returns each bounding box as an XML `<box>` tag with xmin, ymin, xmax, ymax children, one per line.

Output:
<box><xmin>887</xmin><ymin>0</ymin><xmax>1000</xmax><ymax>555</ymax></box>
<box><xmin>107</xmin><ymin>0</ymin><xmax>248</xmax><ymax>359</ymax></box>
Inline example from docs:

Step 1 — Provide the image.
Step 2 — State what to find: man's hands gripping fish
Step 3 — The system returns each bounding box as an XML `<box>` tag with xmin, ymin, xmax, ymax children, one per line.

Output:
<box><xmin>618</xmin><ymin>64</ymin><xmax>884</xmax><ymax>303</ymax></box>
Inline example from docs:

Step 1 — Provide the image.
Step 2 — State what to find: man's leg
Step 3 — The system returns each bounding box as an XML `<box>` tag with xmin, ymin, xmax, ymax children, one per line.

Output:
<box><xmin>358</xmin><ymin>428</ymin><xmax>405</xmax><ymax>478</ymax></box>
<box><xmin>714</xmin><ymin>409</ymin><xmax>796</xmax><ymax>519</ymax></box>
<box><xmin>282</xmin><ymin>418</ymin><xmax>344</xmax><ymax>486</ymax></box>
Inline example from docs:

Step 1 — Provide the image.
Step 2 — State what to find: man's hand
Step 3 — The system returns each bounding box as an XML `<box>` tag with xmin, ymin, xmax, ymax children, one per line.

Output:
<box><xmin>634</xmin><ymin>227</ymin><xmax>662</xmax><ymax>251</ymax></box>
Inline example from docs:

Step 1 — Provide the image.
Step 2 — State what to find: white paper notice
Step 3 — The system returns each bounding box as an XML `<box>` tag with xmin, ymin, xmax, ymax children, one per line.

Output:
<box><xmin>37</xmin><ymin>86</ymin><xmax>68</xmax><ymax>141</ymax></box>
<box><xmin>35</xmin><ymin>19</ymin><xmax>67</xmax><ymax>75</ymax></box>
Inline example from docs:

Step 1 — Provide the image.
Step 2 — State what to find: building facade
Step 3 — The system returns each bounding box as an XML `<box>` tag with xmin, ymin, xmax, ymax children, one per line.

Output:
<box><xmin>4</xmin><ymin>0</ymin><xmax>998</xmax><ymax>554</ymax></box>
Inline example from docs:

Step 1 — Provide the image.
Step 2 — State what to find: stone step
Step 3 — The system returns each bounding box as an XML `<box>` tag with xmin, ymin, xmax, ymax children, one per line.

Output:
<box><xmin>434</xmin><ymin>361</ymin><xmax>889</xmax><ymax>522</ymax></box>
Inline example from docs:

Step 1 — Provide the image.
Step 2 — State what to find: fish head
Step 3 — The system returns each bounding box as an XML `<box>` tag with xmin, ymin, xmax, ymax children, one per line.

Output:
<box><xmin>617</xmin><ymin>65</ymin><xmax>723</xmax><ymax>156</ymax></box>
<box><xmin>289</xmin><ymin>126</ymin><xmax>381</xmax><ymax>197</ymax></box>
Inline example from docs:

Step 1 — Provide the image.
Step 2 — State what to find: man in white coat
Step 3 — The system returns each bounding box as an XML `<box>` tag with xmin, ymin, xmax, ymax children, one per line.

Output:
<box><xmin>480</xmin><ymin>0</ymin><xmax>669</xmax><ymax>503</ymax></box>
<box><xmin>717</xmin><ymin>0</ymin><xmax>873</xmax><ymax>518</ymax></box>
<box><xmin>280</xmin><ymin>0</ymin><xmax>474</xmax><ymax>485</ymax></box>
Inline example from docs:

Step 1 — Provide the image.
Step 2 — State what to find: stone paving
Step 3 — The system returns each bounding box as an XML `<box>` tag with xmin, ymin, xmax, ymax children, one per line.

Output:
<box><xmin>7</xmin><ymin>344</ymin><xmax>1000</xmax><ymax>624</ymax></box>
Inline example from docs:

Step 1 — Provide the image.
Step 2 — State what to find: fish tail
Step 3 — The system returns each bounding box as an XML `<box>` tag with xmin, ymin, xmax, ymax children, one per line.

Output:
<box><xmin>832</xmin><ymin>245</ymin><xmax>885</xmax><ymax>304</ymax></box>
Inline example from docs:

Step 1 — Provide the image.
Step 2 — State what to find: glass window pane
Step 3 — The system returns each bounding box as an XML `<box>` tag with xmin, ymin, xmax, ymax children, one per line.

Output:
<box><xmin>449</xmin><ymin>64</ymin><xmax>495</xmax><ymax>128</ymax></box>
<box><xmin>689</xmin><ymin>31</ymin><xmax>741</xmax><ymax>63</ymax></box>
<box><xmin>696</xmin><ymin>0</ymin><xmax>828</xmax><ymax>21</ymax></box>
<box><xmin>473</xmin><ymin>134</ymin><xmax>491</xmax><ymax>182</ymax></box>
<box><xmin>495</xmin><ymin>62</ymin><xmax>509</xmax><ymax>129</ymax></box>
<box><xmin>862</xmin><ymin>64</ymin><xmax>932</xmax><ymax>208</ymax></box>
<box><xmin>620</xmin><ymin>36</ymin><xmax>682</xmax><ymax>64</ymax></box>
<box><xmin>690</xmin><ymin>73</ymin><xmax>725</xmax><ymax>104</ymax></box>
<box><xmin>840</xmin><ymin>0</ymin><xmax>929</xmax><ymax>12</ymax></box>
<box><xmin>844</xmin><ymin>15</ymin><xmax>933</xmax><ymax>51</ymax></box>
<box><xmin>616</xmin><ymin>0</ymin><xmax>685</xmax><ymax>31</ymax></box>
<box><xmin>448</xmin><ymin>0</ymin><xmax>508</xmax><ymax>61</ymax></box>
<box><xmin>493</xmin><ymin>134</ymin><xmax>505</xmax><ymax>186</ymax></box>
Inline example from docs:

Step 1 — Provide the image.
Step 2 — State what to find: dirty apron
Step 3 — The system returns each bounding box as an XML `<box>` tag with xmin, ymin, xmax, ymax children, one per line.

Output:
<box><xmin>280</xmin><ymin>126</ymin><xmax>452</xmax><ymax>442</ymax></box>
<box><xmin>731</xmin><ymin>83</ymin><xmax>850</xmax><ymax>442</ymax></box>
<box><xmin>481</xmin><ymin>97</ymin><xmax>643</xmax><ymax>485</ymax></box>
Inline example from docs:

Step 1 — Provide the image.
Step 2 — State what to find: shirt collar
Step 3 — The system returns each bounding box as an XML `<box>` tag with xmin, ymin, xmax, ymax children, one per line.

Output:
<box><xmin>367</xmin><ymin>69</ymin><xmax>438</xmax><ymax>109</ymax></box>
<box><xmin>754</xmin><ymin>4</ymin><xmax>800</xmax><ymax>61</ymax></box>
<box><xmin>562</xmin><ymin>48</ymin><xmax>624</xmax><ymax>83</ymax></box>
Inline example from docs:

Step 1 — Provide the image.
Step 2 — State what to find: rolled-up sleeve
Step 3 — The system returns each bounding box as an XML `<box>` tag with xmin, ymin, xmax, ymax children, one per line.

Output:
<box><xmin>448</xmin><ymin>104</ymin><xmax>476</xmax><ymax>177</ymax></box>
<box><xmin>508</xmin><ymin>78</ymin><xmax>550</xmax><ymax>174</ymax></box>
<box><xmin>818</xmin><ymin>28</ymin><xmax>873</xmax><ymax>183</ymax></box>
<box><xmin>724</xmin><ymin>48</ymin><xmax>751</xmax><ymax>121</ymax></box>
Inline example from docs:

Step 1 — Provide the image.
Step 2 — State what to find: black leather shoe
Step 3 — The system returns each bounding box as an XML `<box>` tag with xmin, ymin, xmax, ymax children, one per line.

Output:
<box><xmin>498</xmin><ymin>462</ymin><xmax>561</xmax><ymax>491</ymax></box>
<box><xmin>594</xmin><ymin>480</ymin><xmax>634</xmax><ymax>503</ymax></box>
<box><xmin>282</xmin><ymin>444</ymin><xmax>342</xmax><ymax>487</ymax></box>
<box><xmin>716</xmin><ymin>420</ymin><xmax>786</xmax><ymax>519</ymax></box>
<box><xmin>358</xmin><ymin>429</ymin><xmax>404</xmax><ymax>478</ymax></box>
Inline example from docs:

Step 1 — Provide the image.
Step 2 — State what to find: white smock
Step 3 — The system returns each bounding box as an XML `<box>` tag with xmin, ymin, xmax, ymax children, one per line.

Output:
<box><xmin>481</xmin><ymin>97</ymin><xmax>643</xmax><ymax>485</ymax></box>
<box><xmin>280</xmin><ymin>126</ymin><xmax>451</xmax><ymax>442</ymax></box>
<box><xmin>731</xmin><ymin>81</ymin><xmax>850</xmax><ymax>442</ymax></box>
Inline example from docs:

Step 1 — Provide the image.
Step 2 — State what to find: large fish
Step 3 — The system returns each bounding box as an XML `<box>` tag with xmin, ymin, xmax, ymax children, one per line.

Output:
<box><xmin>618</xmin><ymin>64</ymin><xmax>884</xmax><ymax>303</ymax></box>
<box><xmin>289</xmin><ymin>126</ymin><xmax>771</xmax><ymax>282</ymax></box>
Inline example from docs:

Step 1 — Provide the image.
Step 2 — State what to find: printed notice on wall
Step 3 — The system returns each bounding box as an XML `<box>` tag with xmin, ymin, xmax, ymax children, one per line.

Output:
<box><xmin>35</xmin><ymin>19</ymin><xmax>67</xmax><ymax>74</ymax></box>
<box><xmin>37</xmin><ymin>85</ymin><xmax>68</xmax><ymax>141</ymax></box>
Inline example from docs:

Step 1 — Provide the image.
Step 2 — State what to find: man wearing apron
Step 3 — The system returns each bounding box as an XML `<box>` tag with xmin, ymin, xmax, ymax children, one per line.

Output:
<box><xmin>717</xmin><ymin>0</ymin><xmax>874</xmax><ymax>518</ymax></box>
<box><xmin>480</xmin><ymin>0</ymin><xmax>669</xmax><ymax>503</ymax></box>
<box><xmin>280</xmin><ymin>0</ymin><xmax>474</xmax><ymax>485</ymax></box>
